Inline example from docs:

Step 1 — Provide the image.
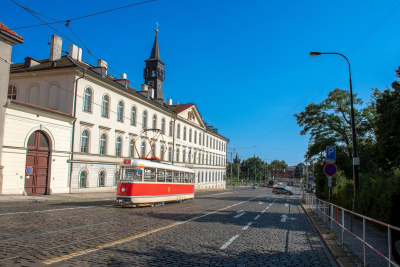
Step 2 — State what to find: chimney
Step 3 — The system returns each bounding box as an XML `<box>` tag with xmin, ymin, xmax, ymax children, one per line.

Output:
<box><xmin>70</xmin><ymin>44</ymin><xmax>78</xmax><ymax>60</ymax></box>
<box><xmin>166</xmin><ymin>98</ymin><xmax>172</xmax><ymax>105</ymax></box>
<box><xmin>149</xmin><ymin>88</ymin><xmax>154</xmax><ymax>99</ymax></box>
<box><xmin>141</xmin><ymin>84</ymin><xmax>148</xmax><ymax>91</ymax></box>
<box><xmin>77</xmin><ymin>48</ymin><xmax>82</xmax><ymax>61</ymax></box>
<box><xmin>50</xmin><ymin>35</ymin><xmax>62</xmax><ymax>61</ymax></box>
<box><xmin>115</xmin><ymin>73</ymin><xmax>129</xmax><ymax>89</ymax></box>
<box><xmin>97</xmin><ymin>60</ymin><xmax>107</xmax><ymax>76</ymax></box>
<box><xmin>121</xmin><ymin>73</ymin><xmax>127</xmax><ymax>80</ymax></box>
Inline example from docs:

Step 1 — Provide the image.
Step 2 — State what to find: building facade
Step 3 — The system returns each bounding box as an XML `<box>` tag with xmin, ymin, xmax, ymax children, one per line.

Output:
<box><xmin>5</xmin><ymin>31</ymin><xmax>228</xmax><ymax>195</ymax></box>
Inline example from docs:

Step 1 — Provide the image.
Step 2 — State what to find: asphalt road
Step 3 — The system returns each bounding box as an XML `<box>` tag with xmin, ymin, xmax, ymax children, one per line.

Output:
<box><xmin>0</xmin><ymin>186</ymin><xmax>338</xmax><ymax>267</ymax></box>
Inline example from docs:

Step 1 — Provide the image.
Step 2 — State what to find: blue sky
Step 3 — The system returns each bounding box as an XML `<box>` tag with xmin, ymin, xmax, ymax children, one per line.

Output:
<box><xmin>4</xmin><ymin>0</ymin><xmax>400</xmax><ymax>166</ymax></box>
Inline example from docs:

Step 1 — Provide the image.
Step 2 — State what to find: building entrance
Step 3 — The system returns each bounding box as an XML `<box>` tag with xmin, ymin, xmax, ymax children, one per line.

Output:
<box><xmin>25</xmin><ymin>131</ymin><xmax>50</xmax><ymax>195</ymax></box>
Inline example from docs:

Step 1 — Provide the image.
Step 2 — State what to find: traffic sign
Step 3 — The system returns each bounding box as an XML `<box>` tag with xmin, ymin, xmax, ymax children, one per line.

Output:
<box><xmin>324</xmin><ymin>163</ymin><xmax>337</xmax><ymax>177</ymax></box>
<box><xmin>308</xmin><ymin>174</ymin><xmax>314</xmax><ymax>182</ymax></box>
<box><xmin>326</xmin><ymin>146</ymin><xmax>336</xmax><ymax>162</ymax></box>
<box><xmin>26</xmin><ymin>166</ymin><xmax>33</xmax><ymax>175</ymax></box>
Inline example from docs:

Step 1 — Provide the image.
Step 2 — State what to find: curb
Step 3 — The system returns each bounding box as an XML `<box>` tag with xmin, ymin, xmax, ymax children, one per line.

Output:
<box><xmin>300</xmin><ymin>200</ymin><xmax>358</xmax><ymax>267</ymax></box>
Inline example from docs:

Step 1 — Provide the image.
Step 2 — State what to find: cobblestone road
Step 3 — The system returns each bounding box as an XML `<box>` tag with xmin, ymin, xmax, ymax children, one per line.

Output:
<box><xmin>0</xmin><ymin>187</ymin><xmax>338</xmax><ymax>266</ymax></box>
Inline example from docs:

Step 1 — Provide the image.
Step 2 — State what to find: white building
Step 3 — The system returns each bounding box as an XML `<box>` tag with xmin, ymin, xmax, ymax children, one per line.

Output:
<box><xmin>4</xmin><ymin>31</ymin><xmax>228</xmax><ymax>195</ymax></box>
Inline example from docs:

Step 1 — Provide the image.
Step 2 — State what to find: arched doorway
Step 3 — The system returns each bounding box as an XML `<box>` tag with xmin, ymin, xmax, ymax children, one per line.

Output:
<box><xmin>25</xmin><ymin>131</ymin><xmax>51</xmax><ymax>195</ymax></box>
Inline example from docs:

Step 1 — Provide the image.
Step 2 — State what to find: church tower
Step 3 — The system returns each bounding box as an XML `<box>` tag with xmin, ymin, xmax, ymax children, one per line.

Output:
<box><xmin>143</xmin><ymin>29</ymin><xmax>165</xmax><ymax>100</ymax></box>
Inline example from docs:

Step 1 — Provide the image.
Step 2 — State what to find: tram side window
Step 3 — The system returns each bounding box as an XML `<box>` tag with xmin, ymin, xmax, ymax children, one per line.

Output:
<box><xmin>174</xmin><ymin>171</ymin><xmax>180</xmax><ymax>183</ymax></box>
<box><xmin>144</xmin><ymin>168</ymin><xmax>156</xmax><ymax>182</ymax></box>
<box><xmin>190</xmin><ymin>173</ymin><xmax>195</xmax><ymax>183</ymax></box>
<box><xmin>180</xmin><ymin>172</ymin><xmax>185</xmax><ymax>183</ymax></box>
<box><xmin>166</xmin><ymin>170</ymin><xmax>173</xmax><ymax>183</ymax></box>
<box><xmin>123</xmin><ymin>169</ymin><xmax>142</xmax><ymax>182</ymax></box>
<box><xmin>157</xmin><ymin>169</ymin><xmax>166</xmax><ymax>182</ymax></box>
<box><xmin>185</xmin><ymin>172</ymin><xmax>190</xmax><ymax>183</ymax></box>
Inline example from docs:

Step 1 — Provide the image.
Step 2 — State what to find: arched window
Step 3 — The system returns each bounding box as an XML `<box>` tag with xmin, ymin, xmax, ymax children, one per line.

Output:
<box><xmin>8</xmin><ymin>84</ymin><xmax>17</xmax><ymax>100</ymax></box>
<box><xmin>152</xmin><ymin>114</ymin><xmax>157</xmax><ymax>129</ymax></box>
<box><xmin>206</xmin><ymin>172</ymin><xmax>208</xmax><ymax>182</ymax></box>
<box><xmin>213</xmin><ymin>139</ymin><xmax>215</xmax><ymax>149</ymax></box>
<box><xmin>84</xmin><ymin>88</ymin><xmax>91</xmax><ymax>111</ymax></box>
<box><xmin>102</xmin><ymin>95</ymin><xmax>109</xmax><ymax>117</ymax></box>
<box><xmin>141</xmin><ymin>142</ymin><xmax>146</xmax><ymax>157</ymax></box>
<box><xmin>79</xmin><ymin>171</ymin><xmax>87</xmax><ymax>188</ymax></box>
<box><xmin>194</xmin><ymin>131</ymin><xmax>197</xmax><ymax>144</ymax></box>
<box><xmin>168</xmin><ymin>147</ymin><xmax>172</xmax><ymax>161</ymax></box>
<box><xmin>151</xmin><ymin>143</ymin><xmax>156</xmax><ymax>158</ymax></box>
<box><xmin>176</xmin><ymin>149</ymin><xmax>180</xmax><ymax>162</ymax></box>
<box><xmin>98</xmin><ymin>171</ymin><xmax>105</xmax><ymax>187</ymax></box>
<box><xmin>81</xmin><ymin>130</ymin><xmax>89</xmax><ymax>153</ymax></box>
<box><xmin>116</xmin><ymin>137</ymin><xmax>122</xmax><ymax>156</ymax></box>
<box><xmin>183</xmin><ymin>127</ymin><xmax>187</xmax><ymax>140</ymax></box>
<box><xmin>160</xmin><ymin>145</ymin><xmax>164</xmax><ymax>159</ymax></box>
<box><xmin>100</xmin><ymin>134</ymin><xmax>107</xmax><ymax>155</ymax></box>
<box><xmin>161</xmin><ymin>118</ymin><xmax>165</xmax><ymax>134</ymax></box>
<box><xmin>131</xmin><ymin>106</ymin><xmax>136</xmax><ymax>125</ymax></box>
<box><xmin>183</xmin><ymin>150</ymin><xmax>186</xmax><ymax>163</ymax></box>
<box><xmin>189</xmin><ymin>129</ymin><xmax>192</xmax><ymax>142</ymax></box>
<box><xmin>129</xmin><ymin>140</ymin><xmax>134</xmax><ymax>158</ymax></box>
<box><xmin>206</xmin><ymin>155</ymin><xmax>208</xmax><ymax>165</ymax></box>
<box><xmin>199</xmin><ymin>133</ymin><xmax>201</xmax><ymax>145</ymax></box>
<box><xmin>117</xmin><ymin>101</ymin><xmax>124</xmax><ymax>122</ymax></box>
<box><xmin>202</xmin><ymin>153</ymin><xmax>204</xmax><ymax>164</ymax></box>
<box><xmin>206</xmin><ymin>136</ymin><xmax>209</xmax><ymax>147</ymax></box>
<box><xmin>142</xmin><ymin>111</ymin><xmax>147</xmax><ymax>129</ymax></box>
<box><xmin>177</xmin><ymin>124</ymin><xmax>181</xmax><ymax>139</ymax></box>
<box><xmin>169</xmin><ymin>121</ymin><xmax>173</xmax><ymax>136</ymax></box>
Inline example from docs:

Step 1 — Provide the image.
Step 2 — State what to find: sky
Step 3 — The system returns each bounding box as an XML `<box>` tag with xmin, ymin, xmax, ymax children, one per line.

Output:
<box><xmin>3</xmin><ymin>0</ymin><xmax>400</xmax><ymax>166</ymax></box>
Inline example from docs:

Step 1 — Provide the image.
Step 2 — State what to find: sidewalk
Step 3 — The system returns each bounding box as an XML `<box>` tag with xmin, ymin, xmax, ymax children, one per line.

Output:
<box><xmin>0</xmin><ymin>192</ymin><xmax>116</xmax><ymax>202</ymax></box>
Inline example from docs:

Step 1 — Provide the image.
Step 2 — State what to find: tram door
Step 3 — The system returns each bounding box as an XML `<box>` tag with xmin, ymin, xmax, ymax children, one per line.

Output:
<box><xmin>25</xmin><ymin>131</ymin><xmax>50</xmax><ymax>195</ymax></box>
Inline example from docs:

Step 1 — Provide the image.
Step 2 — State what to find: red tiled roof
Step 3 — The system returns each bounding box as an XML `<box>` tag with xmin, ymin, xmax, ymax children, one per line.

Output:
<box><xmin>9</xmin><ymin>99</ymin><xmax>74</xmax><ymax>118</ymax></box>
<box><xmin>169</xmin><ymin>103</ymin><xmax>195</xmax><ymax>113</ymax></box>
<box><xmin>0</xmin><ymin>22</ymin><xmax>23</xmax><ymax>41</ymax></box>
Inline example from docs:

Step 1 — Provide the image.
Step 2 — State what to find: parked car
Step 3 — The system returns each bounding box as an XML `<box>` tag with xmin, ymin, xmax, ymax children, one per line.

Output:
<box><xmin>287</xmin><ymin>182</ymin><xmax>294</xmax><ymax>186</ymax></box>
<box><xmin>272</xmin><ymin>187</ymin><xmax>294</xmax><ymax>195</ymax></box>
<box><xmin>252</xmin><ymin>184</ymin><xmax>257</xmax><ymax>189</ymax></box>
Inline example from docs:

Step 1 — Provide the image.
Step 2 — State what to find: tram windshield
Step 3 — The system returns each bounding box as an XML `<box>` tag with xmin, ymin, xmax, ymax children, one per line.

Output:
<box><xmin>121</xmin><ymin>168</ymin><xmax>142</xmax><ymax>182</ymax></box>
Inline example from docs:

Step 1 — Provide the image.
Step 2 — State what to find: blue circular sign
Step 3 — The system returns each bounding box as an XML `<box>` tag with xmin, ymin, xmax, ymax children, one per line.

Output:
<box><xmin>26</xmin><ymin>166</ymin><xmax>33</xmax><ymax>175</ymax></box>
<box><xmin>324</xmin><ymin>163</ymin><xmax>337</xmax><ymax>177</ymax></box>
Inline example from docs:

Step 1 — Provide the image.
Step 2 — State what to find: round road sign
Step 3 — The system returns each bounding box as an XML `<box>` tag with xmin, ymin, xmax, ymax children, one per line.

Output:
<box><xmin>324</xmin><ymin>163</ymin><xmax>337</xmax><ymax>177</ymax></box>
<box><xmin>26</xmin><ymin>166</ymin><xmax>33</xmax><ymax>175</ymax></box>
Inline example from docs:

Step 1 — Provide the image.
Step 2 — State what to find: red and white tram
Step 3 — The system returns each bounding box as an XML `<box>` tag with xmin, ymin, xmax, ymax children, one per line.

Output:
<box><xmin>115</xmin><ymin>159</ymin><xmax>195</xmax><ymax>207</ymax></box>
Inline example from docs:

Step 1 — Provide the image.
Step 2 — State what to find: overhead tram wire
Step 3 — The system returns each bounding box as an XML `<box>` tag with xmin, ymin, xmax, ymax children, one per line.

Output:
<box><xmin>10</xmin><ymin>0</ymin><xmax>156</xmax><ymax>30</ymax></box>
<box><xmin>0</xmin><ymin>56</ymin><xmax>223</xmax><ymax>154</ymax></box>
<box><xmin>10</xmin><ymin>0</ymin><xmax>143</xmax><ymax>90</ymax></box>
<box><xmin>253</xmin><ymin>2</ymin><xmax>400</xmax><ymax>147</ymax></box>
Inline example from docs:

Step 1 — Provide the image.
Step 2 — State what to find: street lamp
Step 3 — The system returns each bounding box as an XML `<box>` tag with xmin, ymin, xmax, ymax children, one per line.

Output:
<box><xmin>309</xmin><ymin>52</ymin><xmax>359</xmax><ymax>213</ymax></box>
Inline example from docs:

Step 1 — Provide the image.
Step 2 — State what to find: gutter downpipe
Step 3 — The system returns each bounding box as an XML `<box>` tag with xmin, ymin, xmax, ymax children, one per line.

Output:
<box><xmin>172</xmin><ymin>113</ymin><xmax>177</xmax><ymax>165</ymax></box>
<box><xmin>69</xmin><ymin>68</ymin><xmax>85</xmax><ymax>193</ymax></box>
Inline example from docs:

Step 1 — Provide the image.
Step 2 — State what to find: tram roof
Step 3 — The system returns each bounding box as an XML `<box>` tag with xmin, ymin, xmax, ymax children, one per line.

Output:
<box><xmin>120</xmin><ymin>159</ymin><xmax>195</xmax><ymax>173</ymax></box>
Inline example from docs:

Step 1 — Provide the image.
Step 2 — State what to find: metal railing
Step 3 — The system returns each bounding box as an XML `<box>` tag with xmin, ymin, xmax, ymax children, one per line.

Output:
<box><xmin>302</xmin><ymin>192</ymin><xmax>400</xmax><ymax>267</ymax></box>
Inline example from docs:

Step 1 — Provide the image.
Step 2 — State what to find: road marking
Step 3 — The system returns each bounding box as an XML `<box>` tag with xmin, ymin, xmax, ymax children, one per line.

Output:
<box><xmin>261</xmin><ymin>210</ymin><xmax>265</xmax><ymax>213</ymax></box>
<box><xmin>265</xmin><ymin>207</ymin><xmax>269</xmax><ymax>210</ymax></box>
<box><xmin>0</xmin><ymin>205</ymin><xmax>100</xmax><ymax>216</ymax></box>
<box><xmin>254</xmin><ymin>215</ymin><xmax>260</xmax><ymax>220</ymax></box>
<box><xmin>285</xmin><ymin>203</ymin><xmax>289</xmax><ymax>207</ymax></box>
<box><xmin>242</xmin><ymin>222</ymin><xmax>252</xmax><ymax>230</ymax></box>
<box><xmin>259</xmin><ymin>202</ymin><xmax>263</xmax><ymax>204</ymax></box>
<box><xmin>280</xmin><ymin>214</ymin><xmax>296</xmax><ymax>222</ymax></box>
<box><xmin>220</xmin><ymin>235</ymin><xmax>239</xmax><ymax>250</ymax></box>
<box><xmin>236</xmin><ymin>210</ymin><xmax>243</xmax><ymax>213</ymax></box>
<box><xmin>234</xmin><ymin>212</ymin><xmax>245</xmax><ymax>218</ymax></box>
<box><xmin>43</xmin><ymin>195</ymin><xmax>262</xmax><ymax>264</ymax></box>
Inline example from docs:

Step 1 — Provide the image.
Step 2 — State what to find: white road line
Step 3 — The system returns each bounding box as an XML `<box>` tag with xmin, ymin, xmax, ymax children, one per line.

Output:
<box><xmin>285</xmin><ymin>203</ymin><xmax>289</xmax><ymax>207</ymax></box>
<box><xmin>236</xmin><ymin>210</ymin><xmax>243</xmax><ymax>213</ymax></box>
<box><xmin>242</xmin><ymin>222</ymin><xmax>252</xmax><ymax>230</ymax></box>
<box><xmin>220</xmin><ymin>235</ymin><xmax>240</xmax><ymax>250</ymax></box>
<box><xmin>254</xmin><ymin>215</ymin><xmax>260</xmax><ymax>220</ymax></box>
<box><xmin>234</xmin><ymin>212</ymin><xmax>245</xmax><ymax>218</ymax></box>
<box><xmin>261</xmin><ymin>210</ymin><xmax>265</xmax><ymax>213</ymax></box>
<box><xmin>265</xmin><ymin>207</ymin><xmax>269</xmax><ymax>210</ymax></box>
<box><xmin>0</xmin><ymin>205</ymin><xmax>101</xmax><ymax>216</ymax></box>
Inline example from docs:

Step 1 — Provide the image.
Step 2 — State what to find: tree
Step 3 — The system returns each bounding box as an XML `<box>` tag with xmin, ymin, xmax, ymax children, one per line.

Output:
<box><xmin>293</xmin><ymin>163</ymin><xmax>304</xmax><ymax>178</ymax></box>
<box><xmin>294</xmin><ymin>88</ymin><xmax>375</xmax><ymax>179</ymax></box>
<box><xmin>269</xmin><ymin>159</ymin><xmax>288</xmax><ymax>170</ymax></box>
<box><xmin>241</xmin><ymin>157</ymin><xmax>266</xmax><ymax>182</ymax></box>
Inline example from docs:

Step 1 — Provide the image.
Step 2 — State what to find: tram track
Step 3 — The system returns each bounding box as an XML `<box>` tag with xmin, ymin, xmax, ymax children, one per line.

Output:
<box><xmin>0</xmin><ymin>192</ymin><xmax>268</xmax><ymax>264</ymax></box>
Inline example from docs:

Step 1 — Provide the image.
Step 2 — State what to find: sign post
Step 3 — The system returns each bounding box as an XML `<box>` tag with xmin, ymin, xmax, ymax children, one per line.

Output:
<box><xmin>324</xmin><ymin>163</ymin><xmax>337</xmax><ymax>221</ymax></box>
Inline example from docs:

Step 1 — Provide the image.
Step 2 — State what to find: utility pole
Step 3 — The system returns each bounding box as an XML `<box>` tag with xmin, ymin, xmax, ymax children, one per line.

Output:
<box><xmin>306</xmin><ymin>161</ymin><xmax>309</xmax><ymax>191</ymax></box>
<box><xmin>254</xmin><ymin>158</ymin><xmax>257</xmax><ymax>184</ymax></box>
<box><xmin>247</xmin><ymin>168</ymin><xmax>249</xmax><ymax>185</ymax></box>
<box><xmin>230</xmin><ymin>152</ymin><xmax>233</xmax><ymax>186</ymax></box>
<box><xmin>237</xmin><ymin>153</ymin><xmax>240</xmax><ymax>186</ymax></box>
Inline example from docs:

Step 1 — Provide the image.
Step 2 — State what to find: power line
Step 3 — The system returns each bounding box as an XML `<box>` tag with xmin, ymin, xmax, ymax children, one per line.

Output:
<box><xmin>10</xmin><ymin>0</ymin><xmax>156</xmax><ymax>30</ymax></box>
<box><xmin>10</xmin><ymin>0</ymin><xmax>143</xmax><ymax>90</ymax></box>
<box><xmin>0</xmin><ymin>56</ymin><xmax>223</xmax><ymax>156</ymax></box>
<box><xmin>254</xmin><ymin>2</ymin><xmax>400</xmax><ymax>147</ymax></box>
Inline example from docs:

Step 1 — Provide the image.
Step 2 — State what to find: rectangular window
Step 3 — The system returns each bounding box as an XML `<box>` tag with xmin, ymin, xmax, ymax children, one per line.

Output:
<box><xmin>180</xmin><ymin>172</ymin><xmax>185</xmax><ymax>183</ymax></box>
<box><xmin>190</xmin><ymin>173</ymin><xmax>195</xmax><ymax>183</ymax></box>
<box><xmin>185</xmin><ymin>172</ymin><xmax>190</xmax><ymax>183</ymax></box>
<box><xmin>166</xmin><ymin>170</ymin><xmax>173</xmax><ymax>183</ymax></box>
<box><xmin>143</xmin><ymin>168</ymin><xmax>156</xmax><ymax>182</ymax></box>
<box><xmin>122</xmin><ymin>169</ymin><xmax>142</xmax><ymax>182</ymax></box>
<box><xmin>157</xmin><ymin>169</ymin><xmax>166</xmax><ymax>182</ymax></box>
<box><xmin>174</xmin><ymin>171</ymin><xmax>180</xmax><ymax>183</ymax></box>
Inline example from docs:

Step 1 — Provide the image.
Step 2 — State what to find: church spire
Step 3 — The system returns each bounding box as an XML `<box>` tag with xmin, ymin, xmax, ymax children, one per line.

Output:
<box><xmin>149</xmin><ymin>29</ymin><xmax>160</xmax><ymax>59</ymax></box>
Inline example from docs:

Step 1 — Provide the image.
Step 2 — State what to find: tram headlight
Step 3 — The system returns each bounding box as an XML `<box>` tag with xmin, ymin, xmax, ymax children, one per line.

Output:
<box><xmin>121</xmin><ymin>188</ymin><xmax>126</xmax><ymax>192</ymax></box>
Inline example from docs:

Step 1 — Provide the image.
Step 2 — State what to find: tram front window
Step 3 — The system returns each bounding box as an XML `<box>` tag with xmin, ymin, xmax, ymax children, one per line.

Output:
<box><xmin>121</xmin><ymin>168</ymin><xmax>142</xmax><ymax>182</ymax></box>
<box><xmin>144</xmin><ymin>168</ymin><xmax>156</xmax><ymax>182</ymax></box>
<box><xmin>185</xmin><ymin>172</ymin><xmax>190</xmax><ymax>183</ymax></box>
<box><xmin>166</xmin><ymin>170</ymin><xmax>173</xmax><ymax>183</ymax></box>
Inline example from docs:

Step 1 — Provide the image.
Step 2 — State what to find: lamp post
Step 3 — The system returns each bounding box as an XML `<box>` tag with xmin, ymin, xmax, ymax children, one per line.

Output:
<box><xmin>310</xmin><ymin>52</ymin><xmax>359</xmax><ymax>213</ymax></box>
